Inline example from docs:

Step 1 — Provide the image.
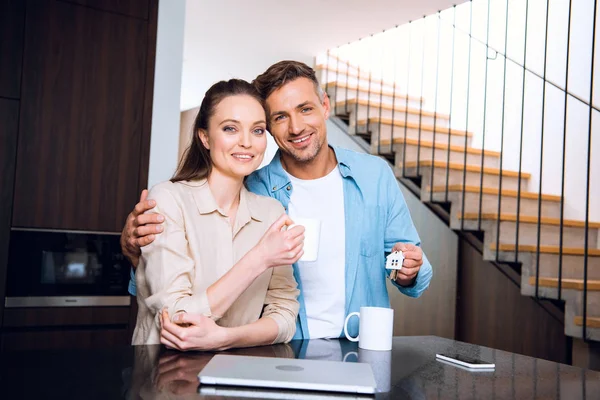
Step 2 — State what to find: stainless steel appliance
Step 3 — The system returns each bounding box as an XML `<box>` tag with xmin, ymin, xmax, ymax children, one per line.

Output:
<box><xmin>5</xmin><ymin>228</ymin><xmax>131</xmax><ymax>307</ymax></box>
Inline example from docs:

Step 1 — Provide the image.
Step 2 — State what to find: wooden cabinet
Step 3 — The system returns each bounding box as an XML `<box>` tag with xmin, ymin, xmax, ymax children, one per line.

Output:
<box><xmin>1</xmin><ymin>329</ymin><xmax>130</xmax><ymax>351</ymax></box>
<box><xmin>0</xmin><ymin>0</ymin><xmax>25</xmax><ymax>99</ymax></box>
<box><xmin>63</xmin><ymin>0</ymin><xmax>150</xmax><ymax>20</ymax></box>
<box><xmin>1</xmin><ymin>307</ymin><xmax>132</xmax><ymax>350</ymax></box>
<box><xmin>0</xmin><ymin>0</ymin><xmax>157</xmax><ymax>349</ymax></box>
<box><xmin>12</xmin><ymin>0</ymin><xmax>152</xmax><ymax>232</ymax></box>
<box><xmin>0</xmin><ymin>99</ymin><xmax>20</xmax><ymax>328</ymax></box>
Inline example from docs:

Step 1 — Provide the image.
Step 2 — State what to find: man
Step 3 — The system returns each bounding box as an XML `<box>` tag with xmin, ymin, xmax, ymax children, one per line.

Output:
<box><xmin>122</xmin><ymin>61</ymin><xmax>433</xmax><ymax>341</ymax></box>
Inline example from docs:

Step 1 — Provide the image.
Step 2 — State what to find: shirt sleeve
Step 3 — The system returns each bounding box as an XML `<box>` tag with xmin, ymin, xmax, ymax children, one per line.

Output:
<box><xmin>260</xmin><ymin>203</ymin><xmax>300</xmax><ymax>344</ymax></box>
<box><xmin>262</xmin><ymin>263</ymin><xmax>300</xmax><ymax>344</ymax></box>
<box><xmin>140</xmin><ymin>186</ymin><xmax>216</xmax><ymax>328</ymax></box>
<box><xmin>382</xmin><ymin>162</ymin><xmax>433</xmax><ymax>298</ymax></box>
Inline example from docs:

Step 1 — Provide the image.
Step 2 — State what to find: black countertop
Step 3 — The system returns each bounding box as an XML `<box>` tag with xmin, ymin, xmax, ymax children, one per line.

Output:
<box><xmin>0</xmin><ymin>336</ymin><xmax>598</xmax><ymax>399</ymax></box>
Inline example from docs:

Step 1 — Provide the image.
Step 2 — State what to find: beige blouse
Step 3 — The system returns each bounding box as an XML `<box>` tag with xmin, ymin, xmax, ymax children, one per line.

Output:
<box><xmin>132</xmin><ymin>179</ymin><xmax>300</xmax><ymax>345</ymax></box>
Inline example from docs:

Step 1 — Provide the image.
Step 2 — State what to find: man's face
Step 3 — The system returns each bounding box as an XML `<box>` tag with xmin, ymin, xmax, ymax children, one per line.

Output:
<box><xmin>265</xmin><ymin>77</ymin><xmax>330</xmax><ymax>163</ymax></box>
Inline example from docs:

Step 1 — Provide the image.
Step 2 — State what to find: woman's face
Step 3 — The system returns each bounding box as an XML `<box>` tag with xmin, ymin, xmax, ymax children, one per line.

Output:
<box><xmin>200</xmin><ymin>94</ymin><xmax>267</xmax><ymax>180</ymax></box>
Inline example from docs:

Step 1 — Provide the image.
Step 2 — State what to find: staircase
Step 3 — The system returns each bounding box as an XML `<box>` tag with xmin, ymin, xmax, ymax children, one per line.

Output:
<box><xmin>316</xmin><ymin>58</ymin><xmax>600</xmax><ymax>342</ymax></box>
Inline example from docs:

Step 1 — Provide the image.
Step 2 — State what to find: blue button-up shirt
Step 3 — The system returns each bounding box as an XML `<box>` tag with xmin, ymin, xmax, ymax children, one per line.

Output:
<box><xmin>129</xmin><ymin>146</ymin><xmax>433</xmax><ymax>339</ymax></box>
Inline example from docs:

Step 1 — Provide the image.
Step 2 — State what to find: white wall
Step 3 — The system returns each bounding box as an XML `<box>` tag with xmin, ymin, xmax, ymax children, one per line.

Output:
<box><xmin>328</xmin><ymin>0</ymin><xmax>600</xmax><ymax>222</ymax></box>
<box><xmin>147</xmin><ymin>0</ymin><xmax>186</xmax><ymax>189</ymax></box>
<box><xmin>180</xmin><ymin>0</ymin><xmax>455</xmax><ymax>111</ymax></box>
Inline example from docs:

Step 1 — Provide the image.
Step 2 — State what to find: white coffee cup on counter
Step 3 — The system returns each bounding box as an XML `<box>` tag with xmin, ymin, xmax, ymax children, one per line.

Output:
<box><xmin>288</xmin><ymin>218</ymin><xmax>321</xmax><ymax>262</ymax></box>
<box><xmin>343</xmin><ymin>306</ymin><xmax>394</xmax><ymax>351</ymax></box>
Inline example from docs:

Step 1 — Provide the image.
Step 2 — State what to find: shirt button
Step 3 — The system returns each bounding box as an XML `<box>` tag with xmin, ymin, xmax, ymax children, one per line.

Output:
<box><xmin>286</xmin><ymin>185</ymin><xmax>291</xmax><ymax>191</ymax></box>
<box><xmin>272</xmin><ymin>186</ymin><xmax>277</xmax><ymax>190</ymax></box>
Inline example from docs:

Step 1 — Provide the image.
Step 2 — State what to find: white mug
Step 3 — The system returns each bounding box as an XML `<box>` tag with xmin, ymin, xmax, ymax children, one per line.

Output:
<box><xmin>343</xmin><ymin>306</ymin><xmax>394</xmax><ymax>351</ymax></box>
<box><xmin>343</xmin><ymin>349</ymin><xmax>392</xmax><ymax>393</ymax></box>
<box><xmin>289</xmin><ymin>218</ymin><xmax>321</xmax><ymax>262</ymax></box>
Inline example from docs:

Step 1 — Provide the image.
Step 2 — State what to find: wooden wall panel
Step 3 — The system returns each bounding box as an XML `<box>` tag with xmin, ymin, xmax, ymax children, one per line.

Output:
<box><xmin>0</xmin><ymin>0</ymin><xmax>25</xmax><ymax>99</ymax></box>
<box><xmin>13</xmin><ymin>0</ymin><xmax>148</xmax><ymax>232</ymax></box>
<box><xmin>57</xmin><ymin>0</ymin><xmax>149</xmax><ymax>19</ymax></box>
<box><xmin>456</xmin><ymin>238</ymin><xmax>570</xmax><ymax>364</ymax></box>
<box><xmin>0</xmin><ymin>99</ymin><xmax>20</xmax><ymax>328</ymax></box>
<box><xmin>136</xmin><ymin>0</ymin><xmax>158</xmax><ymax>194</ymax></box>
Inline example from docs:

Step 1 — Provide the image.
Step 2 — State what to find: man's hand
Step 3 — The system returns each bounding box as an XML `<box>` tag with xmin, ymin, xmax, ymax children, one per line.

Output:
<box><xmin>120</xmin><ymin>189</ymin><xmax>165</xmax><ymax>267</ymax></box>
<box><xmin>160</xmin><ymin>310</ymin><xmax>229</xmax><ymax>352</ymax></box>
<box><xmin>391</xmin><ymin>242</ymin><xmax>423</xmax><ymax>286</ymax></box>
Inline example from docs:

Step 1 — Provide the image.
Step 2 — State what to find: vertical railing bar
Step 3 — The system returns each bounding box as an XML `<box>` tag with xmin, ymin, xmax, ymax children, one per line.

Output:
<box><xmin>390</xmin><ymin>25</ymin><xmax>400</xmax><ymax>156</ymax></box>
<box><xmin>478</xmin><ymin>0</ymin><xmax>493</xmax><ymax>231</ymax></box>
<box><xmin>436</xmin><ymin>13</ymin><xmax>600</xmax><ymax>114</ymax></box>
<box><xmin>417</xmin><ymin>15</ymin><xmax>426</xmax><ymax>177</ymax></box>
<box><xmin>402</xmin><ymin>22</ymin><xmax>413</xmax><ymax>178</ymax></box>
<box><xmin>344</xmin><ymin>43</ymin><xmax>351</xmax><ymax>115</ymax></box>
<box><xmin>445</xmin><ymin>6</ymin><xmax>457</xmax><ymax>203</ymax></box>
<box><xmin>429</xmin><ymin>11</ymin><xmax>442</xmax><ymax>203</ymax></box>
<box><xmin>325</xmin><ymin>49</ymin><xmax>331</xmax><ymax>98</ymax></box>
<box><xmin>460</xmin><ymin>0</ymin><xmax>474</xmax><ymax>232</ymax></box>
<box><xmin>367</xmin><ymin>34</ymin><xmax>374</xmax><ymax>152</ymax></box>
<box><xmin>583</xmin><ymin>0</ymin><xmax>597</xmax><ymax>343</ymax></box>
<box><xmin>515</xmin><ymin>0</ymin><xmax>530</xmax><ymax>264</ymax></box>
<box><xmin>333</xmin><ymin>49</ymin><xmax>341</xmax><ymax>122</ymax></box>
<box><xmin>536</xmin><ymin>0</ymin><xmax>552</xmax><ymax>299</ymax></box>
<box><xmin>378</xmin><ymin>30</ymin><xmax>386</xmax><ymax>155</ymax></box>
<box><xmin>559</xmin><ymin>0</ymin><xmax>573</xmax><ymax>304</ymax></box>
<box><xmin>355</xmin><ymin>39</ymin><xmax>362</xmax><ymax>139</ymax></box>
<box><xmin>495</xmin><ymin>0</ymin><xmax>511</xmax><ymax>263</ymax></box>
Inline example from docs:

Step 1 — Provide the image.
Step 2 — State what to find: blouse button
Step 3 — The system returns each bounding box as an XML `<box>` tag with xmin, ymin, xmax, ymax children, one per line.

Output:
<box><xmin>286</xmin><ymin>185</ymin><xmax>291</xmax><ymax>191</ymax></box>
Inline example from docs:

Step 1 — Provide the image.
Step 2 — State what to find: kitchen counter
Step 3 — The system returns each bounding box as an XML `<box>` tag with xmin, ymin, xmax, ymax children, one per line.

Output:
<box><xmin>0</xmin><ymin>336</ymin><xmax>598</xmax><ymax>399</ymax></box>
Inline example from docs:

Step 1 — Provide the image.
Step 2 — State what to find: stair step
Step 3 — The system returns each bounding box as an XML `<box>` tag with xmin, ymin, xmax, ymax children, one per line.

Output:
<box><xmin>360</xmin><ymin>118</ymin><xmax>473</xmax><ymax>148</ymax></box>
<box><xmin>404</xmin><ymin>160</ymin><xmax>530</xmax><ymax>179</ymax></box>
<box><xmin>386</xmin><ymin>138</ymin><xmax>500</xmax><ymax>169</ymax></box>
<box><xmin>460</xmin><ymin>213</ymin><xmax>600</xmax><ymax>228</ymax></box>
<box><xmin>318</xmin><ymin>54</ymin><xmax>360</xmax><ymax>71</ymax></box>
<box><xmin>491</xmin><ymin>244</ymin><xmax>600</xmax><ymax>256</ymax></box>
<box><xmin>460</xmin><ymin>212</ymin><xmax>600</xmax><ymax>248</ymax></box>
<box><xmin>325</xmin><ymin>83</ymin><xmax>423</xmax><ymax>110</ymax></box>
<box><xmin>401</xmin><ymin>161</ymin><xmax>529</xmax><ymax>193</ymax></box>
<box><xmin>431</xmin><ymin>185</ymin><xmax>560</xmax><ymax>201</ymax></box>
<box><xmin>323</xmin><ymin>82</ymin><xmax>422</xmax><ymax>103</ymax></box>
<box><xmin>527</xmin><ymin>277</ymin><xmax>600</xmax><ymax>291</ymax></box>
<box><xmin>337</xmin><ymin>99</ymin><xmax>447</xmax><ymax>119</ymax></box>
<box><xmin>427</xmin><ymin>185</ymin><xmax>561</xmax><ymax>219</ymax></box>
<box><xmin>359</xmin><ymin>118</ymin><xmax>471</xmax><ymax>137</ymax></box>
<box><xmin>574</xmin><ymin>316</ymin><xmax>600</xmax><ymax>328</ymax></box>
<box><xmin>317</xmin><ymin>65</ymin><xmax>395</xmax><ymax>90</ymax></box>
<box><xmin>382</xmin><ymin>137</ymin><xmax>495</xmax><ymax>155</ymax></box>
<box><xmin>337</xmin><ymin>99</ymin><xmax>449</xmax><ymax>128</ymax></box>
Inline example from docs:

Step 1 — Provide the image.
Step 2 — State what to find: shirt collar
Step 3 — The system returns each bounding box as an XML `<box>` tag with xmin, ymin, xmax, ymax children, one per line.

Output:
<box><xmin>184</xmin><ymin>179</ymin><xmax>265</xmax><ymax>222</ymax></box>
<box><xmin>267</xmin><ymin>145</ymin><xmax>354</xmax><ymax>194</ymax></box>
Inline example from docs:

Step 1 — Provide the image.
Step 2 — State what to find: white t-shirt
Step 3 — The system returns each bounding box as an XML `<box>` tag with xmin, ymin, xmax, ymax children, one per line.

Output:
<box><xmin>287</xmin><ymin>167</ymin><xmax>346</xmax><ymax>339</ymax></box>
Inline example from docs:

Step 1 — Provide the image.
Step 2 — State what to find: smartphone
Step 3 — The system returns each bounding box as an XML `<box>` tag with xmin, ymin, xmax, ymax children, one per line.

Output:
<box><xmin>435</xmin><ymin>353</ymin><xmax>495</xmax><ymax>370</ymax></box>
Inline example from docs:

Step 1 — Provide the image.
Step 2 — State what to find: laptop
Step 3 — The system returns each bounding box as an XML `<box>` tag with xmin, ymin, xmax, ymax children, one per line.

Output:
<box><xmin>198</xmin><ymin>354</ymin><xmax>377</xmax><ymax>395</ymax></box>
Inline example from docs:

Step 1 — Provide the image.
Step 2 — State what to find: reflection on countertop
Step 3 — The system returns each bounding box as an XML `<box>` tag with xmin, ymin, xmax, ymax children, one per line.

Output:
<box><xmin>0</xmin><ymin>336</ymin><xmax>598</xmax><ymax>399</ymax></box>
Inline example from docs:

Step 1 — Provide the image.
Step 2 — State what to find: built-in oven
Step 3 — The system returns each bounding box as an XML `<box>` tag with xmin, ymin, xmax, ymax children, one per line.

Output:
<box><xmin>5</xmin><ymin>229</ymin><xmax>131</xmax><ymax>307</ymax></box>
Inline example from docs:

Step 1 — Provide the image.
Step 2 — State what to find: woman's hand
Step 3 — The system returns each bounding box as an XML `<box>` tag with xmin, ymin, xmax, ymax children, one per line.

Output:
<box><xmin>160</xmin><ymin>310</ymin><xmax>229</xmax><ymax>351</ymax></box>
<box><xmin>254</xmin><ymin>213</ymin><xmax>304</xmax><ymax>268</ymax></box>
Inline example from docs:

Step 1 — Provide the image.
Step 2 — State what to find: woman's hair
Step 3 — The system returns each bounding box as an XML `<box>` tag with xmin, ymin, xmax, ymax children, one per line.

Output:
<box><xmin>171</xmin><ymin>79</ymin><xmax>266</xmax><ymax>183</ymax></box>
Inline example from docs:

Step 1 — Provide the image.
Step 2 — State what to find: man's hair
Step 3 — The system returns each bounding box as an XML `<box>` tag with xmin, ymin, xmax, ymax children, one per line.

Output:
<box><xmin>252</xmin><ymin>60</ymin><xmax>324</xmax><ymax>103</ymax></box>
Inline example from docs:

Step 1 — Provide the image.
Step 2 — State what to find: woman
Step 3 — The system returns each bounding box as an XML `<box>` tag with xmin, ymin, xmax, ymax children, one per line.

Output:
<box><xmin>132</xmin><ymin>79</ymin><xmax>303</xmax><ymax>350</ymax></box>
